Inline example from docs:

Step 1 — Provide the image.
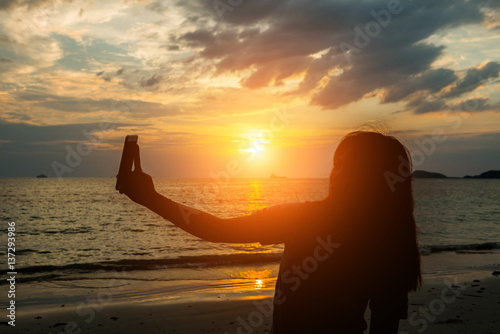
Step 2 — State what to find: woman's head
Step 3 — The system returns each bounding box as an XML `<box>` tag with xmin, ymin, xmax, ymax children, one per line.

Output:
<box><xmin>327</xmin><ymin>130</ymin><xmax>421</xmax><ymax>291</ymax></box>
<box><xmin>329</xmin><ymin>131</ymin><xmax>412</xmax><ymax>200</ymax></box>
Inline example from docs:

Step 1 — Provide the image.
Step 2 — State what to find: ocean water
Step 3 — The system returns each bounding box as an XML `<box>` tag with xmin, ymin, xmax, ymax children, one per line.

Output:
<box><xmin>0</xmin><ymin>178</ymin><xmax>499</xmax><ymax>287</ymax></box>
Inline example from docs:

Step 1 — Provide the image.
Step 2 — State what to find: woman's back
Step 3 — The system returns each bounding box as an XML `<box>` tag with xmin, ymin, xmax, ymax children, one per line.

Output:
<box><xmin>254</xmin><ymin>200</ymin><xmax>409</xmax><ymax>333</ymax></box>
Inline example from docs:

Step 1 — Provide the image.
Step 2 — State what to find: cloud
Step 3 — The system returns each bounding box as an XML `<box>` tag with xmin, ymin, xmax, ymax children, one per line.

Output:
<box><xmin>410</xmin><ymin>99</ymin><xmax>448</xmax><ymax>115</ymax></box>
<box><xmin>2</xmin><ymin>0</ymin><xmax>498</xmax><ymax>120</ymax></box>
<box><xmin>38</xmin><ymin>98</ymin><xmax>181</xmax><ymax>118</ymax></box>
<box><xmin>0</xmin><ymin>0</ymin><xmax>16</xmax><ymax>10</ymax></box>
<box><xmin>0</xmin><ymin>0</ymin><xmax>498</xmax><ymax>178</ymax></box>
<box><xmin>311</xmin><ymin>43</ymin><xmax>446</xmax><ymax>109</ymax></box>
<box><xmin>0</xmin><ymin>0</ymin><xmax>73</xmax><ymax>12</ymax></box>
<box><xmin>140</xmin><ymin>73</ymin><xmax>163</xmax><ymax>88</ymax></box>
<box><xmin>442</xmin><ymin>61</ymin><xmax>500</xmax><ymax>98</ymax></box>
<box><xmin>164</xmin><ymin>44</ymin><xmax>180</xmax><ymax>51</ymax></box>
<box><xmin>451</xmin><ymin>97</ymin><xmax>500</xmax><ymax>113</ymax></box>
<box><xmin>0</xmin><ymin>119</ymin><xmax>147</xmax><ymax>177</ymax></box>
<box><xmin>10</xmin><ymin>92</ymin><xmax>184</xmax><ymax>119</ymax></box>
<box><xmin>0</xmin><ymin>119</ymin><xmax>127</xmax><ymax>144</ymax></box>
<box><xmin>382</xmin><ymin>68</ymin><xmax>458</xmax><ymax>103</ymax></box>
<box><xmin>175</xmin><ymin>0</ymin><xmax>499</xmax><ymax>111</ymax></box>
<box><xmin>403</xmin><ymin>93</ymin><xmax>500</xmax><ymax>115</ymax></box>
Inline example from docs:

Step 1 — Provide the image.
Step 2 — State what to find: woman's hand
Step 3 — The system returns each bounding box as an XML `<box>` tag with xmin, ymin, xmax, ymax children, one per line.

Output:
<box><xmin>118</xmin><ymin>170</ymin><xmax>157</xmax><ymax>207</ymax></box>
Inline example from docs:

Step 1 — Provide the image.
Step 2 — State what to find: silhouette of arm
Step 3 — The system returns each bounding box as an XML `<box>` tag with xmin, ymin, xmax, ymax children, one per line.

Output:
<box><xmin>145</xmin><ymin>191</ymin><xmax>283</xmax><ymax>243</ymax></box>
<box><xmin>120</xmin><ymin>171</ymin><xmax>304</xmax><ymax>243</ymax></box>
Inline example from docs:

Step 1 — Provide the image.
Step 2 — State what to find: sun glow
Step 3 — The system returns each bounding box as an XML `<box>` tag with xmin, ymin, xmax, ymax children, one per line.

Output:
<box><xmin>237</xmin><ymin>131</ymin><xmax>271</xmax><ymax>158</ymax></box>
<box><xmin>239</xmin><ymin>145</ymin><xmax>265</xmax><ymax>154</ymax></box>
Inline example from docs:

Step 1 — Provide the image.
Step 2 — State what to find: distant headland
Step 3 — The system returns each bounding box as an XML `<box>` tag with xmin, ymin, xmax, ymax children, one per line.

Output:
<box><xmin>463</xmin><ymin>170</ymin><xmax>500</xmax><ymax>179</ymax></box>
<box><xmin>412</xmin><ymin>170</ymin><xmax>447</xmax><ymax>178</ymax></box>
<box><xmin>412</xmin><ymin>170</ymin><xmax>500</xmax><ymax>179</ymax></box>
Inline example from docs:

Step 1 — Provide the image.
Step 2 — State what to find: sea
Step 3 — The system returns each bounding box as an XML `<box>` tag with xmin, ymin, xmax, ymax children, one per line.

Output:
<box><xmin>1</xmin><ymin>178</ymin><xmax>500</xmax><ymax>302</ymax></box>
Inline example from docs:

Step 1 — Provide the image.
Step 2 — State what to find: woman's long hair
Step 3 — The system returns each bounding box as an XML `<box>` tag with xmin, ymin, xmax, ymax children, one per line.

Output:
<box><xmin>326</xmin><ymin>130</ymin><xmax>422</xmax><ymax>292</ymax></box>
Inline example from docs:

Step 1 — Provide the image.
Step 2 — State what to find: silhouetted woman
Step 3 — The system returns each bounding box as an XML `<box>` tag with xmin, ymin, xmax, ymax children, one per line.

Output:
<box><xmin>119</xmin><ymin>130</ymin><xmax>421</xmax><ymax>334</ymax></box>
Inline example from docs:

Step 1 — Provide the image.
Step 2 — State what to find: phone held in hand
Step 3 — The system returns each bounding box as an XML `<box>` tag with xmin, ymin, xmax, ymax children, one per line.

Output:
<box><xmin>116</xmin><ymin>135</ymin><xmax>142</xmax><ymax>192</ymax></box>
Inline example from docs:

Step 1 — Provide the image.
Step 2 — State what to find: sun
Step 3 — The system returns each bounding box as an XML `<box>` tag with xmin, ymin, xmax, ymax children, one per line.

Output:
<box><xmin>237</xmin><ymin>132</ymin><xmax>270</xmax><ymax>160</ymax></box>
<box><xmin>239</xmin><ymin>143</ymin><xmax>265</xmax><ymax>154</ymax></box>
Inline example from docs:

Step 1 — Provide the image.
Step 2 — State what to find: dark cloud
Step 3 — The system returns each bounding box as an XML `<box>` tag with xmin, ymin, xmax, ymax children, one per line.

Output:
<box><xmin>0</xmin><ymin>0</ymin><xmax>73</xmax><ymax>11</ymax></box>
<box><xmin>410</xmin><ymin>99</ymin><xmax>448</xmax><ymax>115</ymax></box>
<box><xmin>4</xmin><ymin>111</ymin><xmax>32</xmax><ymax>121</ymax></box>
<box><xmin>243</xmin><ymin>56</ymin><xmax>311</xmax><ymax>89</ymax></box>
<box><xmin>0</xmin><ymin>120</ymin><xmax>142</xmax><ymax>177</ymax></box>
<box><xmin>95</xmin><ymin>67</ymin><xmax>127</xmax><ymax>82</ymax></box>
<box><xmin>0</xmin><ymin>119</ymin><xmax>217</xmax><ymax>177</ymax></box>
<box><xmin>146</xmin><ymin>0</ymin><xmax>171</xmax><ymax>14</ymax></box>
<box><xmin>312</xmin><ymin>43</ymin><xmax>446</xmax><ymax>109</ymax></box>
<box><xmin>403</xmin><ymin>94</ymin><xmax>500</xmax><ymax>115</ymax></box>
<box><xmin>140</xmin><ymin>74</ymin><xmax>163</xmax><ymax>88</ymax></box>
<box><xmin>181</xmin><ymin>29</ymin><xmax>215</xmax><ymax>46</ymax></box>
<box><xmin>0</xmin><ymin>0</ymin><xmax>19</xmax><ymax>11</ymax></box>
<box><xmin>35</xmin><ymin>97</ymin><xmax>113</xmax><ymax>113</ymax></box>
<box><xmin>442</xmin><ymin>61</ymin><xmax>500</xmax><ymax>98</ymax></box>
<box><xmin>382</xmin><ymin>68</ymin><xmax>458</xmax><ymax>103</ymax></box>
<box><xmin>0</xmin><ymin>57</ymin><xmax>13</xmax><ymax>62</ymax></box>
<box><xmin>11</xmin><ymin>92</ymin><xmax>183</xmax><ymax>118</ymax></box>
<box><xmin>0</xmin><ymin>119</ymin><xmax>127</xmax><ymax>144</ymax></box>
<box><xmin>451</xmin><ymin>97</ymin><xmax>500</xmax><ymax>113</ymax></box>
<box><xmin>176</xmin><ymin>0</ymin><xmax>499</xmax><ymax>111</ymax></box>
<box><xmin>165</xmin><ymin>45</ymin><xmax>180</xmax><ymax>51</ymax></box>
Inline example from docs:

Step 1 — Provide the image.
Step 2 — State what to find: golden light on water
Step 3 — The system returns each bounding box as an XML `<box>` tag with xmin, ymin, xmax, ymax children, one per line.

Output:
<box><xmin>245</xmin><ymin>179</ymin><xmax>265</xmax><ymax>214</ymax></box>
<box><xmin>230</xmin><ymin>270</ymin><xmax>275</xmax><ymax>292</ymax></box>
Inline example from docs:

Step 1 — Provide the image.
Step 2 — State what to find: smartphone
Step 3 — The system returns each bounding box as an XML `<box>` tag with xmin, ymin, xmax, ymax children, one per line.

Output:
<box><xmin>116</xmin><ymin>135</ymin><xmax>142</xmax><ymax>191</ymax></box>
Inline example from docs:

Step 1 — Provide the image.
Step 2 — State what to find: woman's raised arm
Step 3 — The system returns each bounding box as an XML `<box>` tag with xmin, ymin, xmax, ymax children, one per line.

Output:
<box><xmin>119</xmin><ymin>170</ymin><xmax>302</xmax><ymax>244</ymax></box>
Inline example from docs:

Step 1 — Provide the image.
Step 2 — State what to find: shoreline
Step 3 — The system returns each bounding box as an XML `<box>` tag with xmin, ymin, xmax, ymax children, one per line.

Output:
<box><xmin>2</xmin><ymin>250</ymin><xmax>499</xmax><ymax>333</ymax></box>
<box><xmin>3</xmin><ymin>272</ymin><xmax>499</xmax><ymax>333</ymax></box>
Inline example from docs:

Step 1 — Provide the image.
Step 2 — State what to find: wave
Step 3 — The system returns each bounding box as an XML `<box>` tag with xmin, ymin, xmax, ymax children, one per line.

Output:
<box><xmin>4</xmin><ymin>242</ymin><xmax>500</xmax><ymax>285</ymax></box>
<box><xmin>420</xmin><ymin>241</ymin><xmax>500</xmax><ymax>254</ymax></box>
<box><xmin>0</xmin><ymin>253</ymin><xmax>282</xmax><ymax>285</ymax></box>
<box><xmin>6</xmin><ymin>248</ymin><xmax>52</xmax><ymax>255</ymax></box>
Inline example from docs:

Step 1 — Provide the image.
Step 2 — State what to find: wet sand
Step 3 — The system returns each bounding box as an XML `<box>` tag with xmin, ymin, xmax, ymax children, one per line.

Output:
<box><xmin>4</xmin><ymin>273</ymin><xmax>499</xmax><ymax>334</ymax></box>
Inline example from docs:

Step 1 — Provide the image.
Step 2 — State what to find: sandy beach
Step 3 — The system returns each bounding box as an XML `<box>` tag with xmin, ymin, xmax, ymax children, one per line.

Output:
<box><xmin>3</xmin><ymin>270</ymin><xmax>499</xmax><ymax>334</ymax></box>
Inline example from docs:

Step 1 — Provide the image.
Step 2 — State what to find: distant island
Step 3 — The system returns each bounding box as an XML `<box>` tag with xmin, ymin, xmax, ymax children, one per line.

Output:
<box><xmin>412</xmin><ymin>170</ymin><xmax>500</xmax><ymax>179</ymax></box>
<box><xmin>412</xmin><ymin>170</ymin><xmax>447</xmax><ymax>178</ymax></box>
<box><xmin>463</xmin><ymin>170</ymin><xmax>500</xmax><ymax>179</ymax></box>
<box><xmin>36</xmin><ymin>174</ymin><xmax>48</xmax><ymax>178</ymax></box>
<box><xmin>270</xmin><ymin>173</ymin><xmax>286</xmax><ymax>179</ymax></box>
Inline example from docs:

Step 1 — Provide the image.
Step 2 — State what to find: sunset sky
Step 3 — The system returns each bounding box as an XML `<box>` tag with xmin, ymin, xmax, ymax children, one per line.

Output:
<box><xmin>0</xmin><ymin>0</ymin><xmax>499</xmax><ymax>178</ymax></box>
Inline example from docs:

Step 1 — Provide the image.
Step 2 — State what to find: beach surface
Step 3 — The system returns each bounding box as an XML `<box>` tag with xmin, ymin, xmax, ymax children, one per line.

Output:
<box><xmin>3</xmin><ymin>270</ymin><xmax>499</xmax><ymax>334</ymax></box>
